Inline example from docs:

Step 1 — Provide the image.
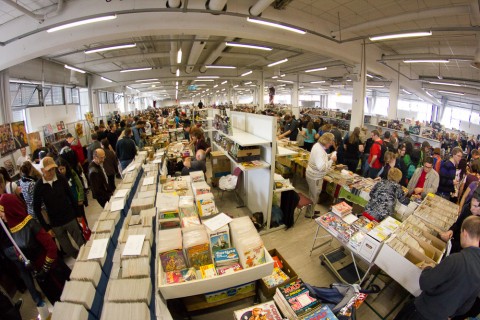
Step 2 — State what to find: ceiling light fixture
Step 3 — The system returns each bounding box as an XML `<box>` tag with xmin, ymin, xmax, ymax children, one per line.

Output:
<box><xmin>214</xmin><ymin>84</ymin><xmax>218</xmax><ymax>88</ymax></box>
<box><xmin>428</xmin><ymin>81</ymin><xmax>461</xmax><ymax>87</ymax></box>
<box><xmin>135</xmin><ymin>78</ymin><xmax>158</xmax><ymax>82</ymax></box>
<box><xmin>120</xmin><ymin>67</ymin><xmax>152</xmax><ymax>73</ymax></box>
<box><xmin>366</xmin><ymin>74</ymin><xmax>374</xmax><ymax>78</ymax></box>
<box><xmin>176</xmin><ymin>69</ymin><xmax>180</xmax><ymax>77</ymax></box>
<box><xmin>194</xmin><ymin>79</ymin><xmax>214</xmax><ymax>82</ymax></box>
<box><xmin>267</xmin><ymin>58</ymin><xmax>288</xmax><ymax>67</ymax></box>
<box><xmin>233</xmin><ymin>85</ymin><xmax>239</xmax><ymax>88</ymax></box>
<box><xmin>310</xmin><ymin>81</ymin><xmax>325</xmax><ymax>84</ymax></box>
<box><xmin>367</xmin><ymin>85</ymin><xmax>384</xmax><ymax>88</ymax></box>
<box><xmin>244</xmin><ymin>81</ymin><xmax>252</xmax><ymax>85</ymax></box>
<box><xmin>369</xmin><ymin>31</ymin><xmax>432</xmax><ymax>41</ymax></box>
<box><xmin>221</xmin><ymin>80</ymin><xmax>227</xmax><ymax>84</ymax></box>
<box><xmin>197</xmin><ymin>76</ymin><xmax>219</xmax><ymax>79</ymax></box>
<box><xmin>305</xmin><ymin>67</ymin><xmax>327</xmax><ymax>73</ymax></box>
<box><xmin>101</xmin><ymin>77</ymin><xmax>112</xmax><ymax>82</ymax></box>
<box><xmin>277</xmin><ymin>80</ymin><xmax>293</xmax><ymax>83</ymax></box>
<box><xmin>64</xmin><ymin>64</ymin><xmax>86</xmax><ymax>74</ymax></box>
<box><xmin>241</xmin><ymin>71</ymin><xmax>253</xmax><ymax>77</ymax></box>
<box><xmin>402</xmin><ymin>89</ymin><xmax>412</xmax><ymax>94</ymax></box>
<box><xmin>136</xmin><ymin>82</ymin><xmax>160</xmax><ymax>85</ymax></box>
<box><xmin>126</xmin><ymin>86</ymin><xmax>133</xmax><ymax>90</ymax></box>
<box><xmin>438</xmin><ymin>90</ymin><xmax>464</xmax><ymax>96</ymax></box>
<box><xmin>403</xmin><ymin>59</ymin><xmax>449</xmax><ymax>63</ymax></box>
<box><xmin>85</xmin><ymin>43</ymin><xmax>136</xmax><ymax>54</ymax></box>
<box><xmin>246</xmin><ymin>17</ymin><xmax>306</xmax><ymax>34</ymax></box>
<box><xmin>47</xmin><ymin>15</ymin><xmax>117</xmax><ymax>33</ymax></box>
<box><xmin>206</xmin><ymin>65</ymin><xmax>236</xmax><ymax>69</ymax></box>
<box><xmin>225</xmin><ymin>42</ymin><xmax>272</xmax><ymax>51</ymax></box>
<box><xmin>425</xmin><ymin>91</ymin><xmax>434</xmax><ymax>97</ymax></box>
<box><xmin>177</xmin><ymin>48</ymin><xmax>182</xmax><ymax>63</ymax></box>
<box><xmin>280</xmin><ymin>74</ymin><xmax>286</xmax><ymax>77</ymax></box>
<box><xmin>272</xmin><ymin>76</ymin><xmax>278</xmax><ymax>79</ymax></box>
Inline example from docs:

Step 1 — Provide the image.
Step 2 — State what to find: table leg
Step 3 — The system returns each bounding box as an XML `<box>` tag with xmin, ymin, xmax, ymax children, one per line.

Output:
<box><xmin>310</xmin><ymin>224</ymin><xmax>333</xmax><ymax>256</ymax></box>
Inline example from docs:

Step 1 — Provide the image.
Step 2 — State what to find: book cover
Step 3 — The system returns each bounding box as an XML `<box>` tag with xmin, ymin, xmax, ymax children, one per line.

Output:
<box><xmin>197</xmin><ymin>198</ymin><xmax>217</xmax><ymax>217</ymax></box>
<box><xmin>211</xmin><ymin>232</ymin><xmax>231</xmax><ymax>254</ymax></box>
<box><xmin>159</xmin><ymin>218</ymin><xmax>180</xmax><ymax>230</ymax></box>
<box><xmin>199</xmin><ymin>264</ymin><xmax>217</xmax><ymax>279</ymax></box>
<box><xmin>181</xmin><ymin>216</ymin><xmax>201</xmax><ymax>228</ymax></box>
<box><xmin>165</xmin><ymin>267</ymin><xmax>197</xmax><ymax>284</ymax></box>
<box><xmin>234</xmin><ymin>301</ymin><xmax>283</xmax><ymax>320</ymax></box>
<box><xmin>278</xmin><ymin>279</ymin><xmax>321</xmax><ymax>316</ymax></box>
<box><xmin>302</xmin><ymin>305</ymin><xmax>338</xmax><ymax>320</ymax></box>
<box><xmin>272</xmin><ymin>256</ymin><xmax>283</xmax><ymax>269</ymax></box>
<box><xmin>243</xmin><ymin>245</ymin><xmax>266</xmax><ymax>268</ymax></box>
<box><xmin>262</xmin><ymin>267</ymin><xmax>290</xmax><ymax>288</ymax></box>
<box><xmin>214</xmin><ymin>248</ymin><xmax>238</xmax><ymax>265</ymax></box>
<box><xmin>186</xmin><ymin>243</ymin><xmax>213</xmax><ymax>268</ymax></box>
<box><xmin>160</xmin><ymin>249</ymin><xmax>187</xmax><ymax>272</ymax></box>
<box><xmin>216</xmin><ymin>263</ymin><xmax>243</xmax><ymax>275</ymax></box>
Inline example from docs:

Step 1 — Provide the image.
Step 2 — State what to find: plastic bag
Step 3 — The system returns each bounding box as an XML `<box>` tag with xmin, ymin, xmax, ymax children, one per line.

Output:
<box><xmin>79</xmin><ymin>217</ymin><xmax>91</xmax><ymax>241</ymax></box>
<box><xmin>219</xmin><ymin>174</ymin><xmax>237</xmax><ymax>190</ymax></box>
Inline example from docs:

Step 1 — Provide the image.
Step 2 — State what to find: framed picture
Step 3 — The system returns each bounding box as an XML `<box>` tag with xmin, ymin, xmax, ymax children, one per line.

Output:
<box><xmin>10</xmin><ymin>121</ymin><xmax>28</xmax><ymax>150</ymax></box>
<box><xmin>0</xmin><ymin>124</ymin><xmax>16</xmax><ymax>156</ymax></box>
<box><xmin>27</xmin><ymin>132</ymin><xmax>41</xmax><ymax>153</ymax></box>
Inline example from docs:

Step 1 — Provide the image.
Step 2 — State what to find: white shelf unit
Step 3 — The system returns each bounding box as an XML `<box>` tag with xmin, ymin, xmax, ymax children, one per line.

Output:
<box><xmin>364</xmin><ymin>123</ymin><xmax>441</xmax><ymax>148</ymax></box>
<box><xmin>211</xmin><ymin>111</ymin><xmax>277</xmax><ymax>231</ymax></box>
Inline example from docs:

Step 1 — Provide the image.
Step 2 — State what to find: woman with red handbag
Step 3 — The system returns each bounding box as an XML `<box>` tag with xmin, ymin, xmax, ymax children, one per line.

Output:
<box><xmin>0</xmin><ymin>174</ymin><xmax>71</xmax><ymax>305</ymax></box>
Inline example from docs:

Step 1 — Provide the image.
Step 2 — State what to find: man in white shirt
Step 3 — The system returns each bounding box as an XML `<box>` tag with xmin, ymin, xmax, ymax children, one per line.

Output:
<box><xmin>16</xmin><ymin>147</ymin><xmax>30</xmax><ymax>170</ymax></box>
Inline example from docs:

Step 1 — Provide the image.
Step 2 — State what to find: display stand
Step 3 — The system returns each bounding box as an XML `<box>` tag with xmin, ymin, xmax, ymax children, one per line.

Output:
<box><xmin>210</xmin><ymin>111</ymin><xmax>277</xmax><ymax>232</ymax></box>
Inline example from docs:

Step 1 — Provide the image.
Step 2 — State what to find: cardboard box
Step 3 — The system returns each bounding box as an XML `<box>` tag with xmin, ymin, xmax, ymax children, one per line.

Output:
<box><xmin>276</xmin><ymin>156</ymin><xmax>292</xmax><ymax>168</ymax></box>
<box><xmin>211</xmin><ymin>153</ymin><xmax>231</xmax><ymax>172</ymax></box>
<box><xmin>204</xmin><ymin>281</ymin><xmax>255</xmax><ymax>303</ymax></box>
<box><xmin>158</xmin><ymin>248</ymin><xmax>273</xmax><ymax>299</ymax></box>
<box><xmin>259</xmin><ymin>249</ymin><xmax>298</xmax><ymax>298</ymax></box>
<box><xmin>236</xmin><ymin>147</ymin><xmax>260</xmax><ymax>157</ymax></box>
<box><xmin>275</xmin><ymin>162</ymin><xmax>291</xmax><ymax>175</ymax></box>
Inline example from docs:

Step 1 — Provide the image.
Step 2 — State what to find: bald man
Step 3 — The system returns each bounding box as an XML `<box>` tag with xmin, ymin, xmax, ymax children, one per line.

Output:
<box><xmin>182</xmin><ymin>149</ymin><xmax>207</xmax><ymax>176</ymax></box>
<box><xmin>88</xmin><ymin>148</ymin><xmax>112</xmax><ymax>207</ymax></box>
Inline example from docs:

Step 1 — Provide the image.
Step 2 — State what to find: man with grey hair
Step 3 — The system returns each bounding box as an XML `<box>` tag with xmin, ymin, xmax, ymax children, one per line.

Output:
<box><xmin>182</xmin><ymin>149</ymin><xmax>207</xmax><ymax>176</ymax></box>
<box><xmin>89</xmin><ymin>148</ymin><xmax>112</xmax><ymax>208</ymax></box>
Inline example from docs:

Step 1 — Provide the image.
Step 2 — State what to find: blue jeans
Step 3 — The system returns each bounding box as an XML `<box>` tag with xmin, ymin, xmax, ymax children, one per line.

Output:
<box><xmin>367</xmin><ymin>166</ymin><xmax>381</xmax><ymax>179</ymax></box>
<box><xmin>4</xmin><ymin>247</ymin><xmax>43</xmax><ymax>305</ymax></box>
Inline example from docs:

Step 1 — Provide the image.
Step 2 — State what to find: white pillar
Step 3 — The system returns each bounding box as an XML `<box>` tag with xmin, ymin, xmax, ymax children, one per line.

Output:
<box><xmin>388</xmin><ymin>78</ymin><xmax>399</xmax><ymax>120</ymax></box>
<box><xmin>291</xmin><ymin>75</ymin><xmax>299</xmax><ymax>118</ymax></box>
<box><xmin>351</xmin><ymin>61</ymin><xmax>366</xmax><ymax>131</ymax></box>
<box><xmin>259</xmin><ymin>71</ymin><xmax>265</xmax><ymax>110</ymax></box>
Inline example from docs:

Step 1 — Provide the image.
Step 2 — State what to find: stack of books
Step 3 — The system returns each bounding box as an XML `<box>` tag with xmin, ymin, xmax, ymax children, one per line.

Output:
<box><xmin>262</xmin><ymin>268</ymin><xmax>290</xmax><ymax>289</ymax></box>
<box><xmin>233</xmin><ymin>301</ymin><xmax>283</xmax><ymax>320</ymax></box>
<box><xmin>332</xmin><ymin>201</ymin><xmax>352</xmax><ymax>218</ymax></box>
<box><xmin>273</xmin><ymin>279</ymin><xmax>323</xmax><ymax>319</ymax></box>
<box><xmin>214</xmin><ymin>248</ymin><xmax>243</xmax><ymax>275</ymax></box>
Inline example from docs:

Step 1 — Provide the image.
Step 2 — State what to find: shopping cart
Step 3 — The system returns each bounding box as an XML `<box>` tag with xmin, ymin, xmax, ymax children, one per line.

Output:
<box><xmin>305</xmin><ymin>282</ymin><xmax>380</xmax><ymax>320</ymax></box>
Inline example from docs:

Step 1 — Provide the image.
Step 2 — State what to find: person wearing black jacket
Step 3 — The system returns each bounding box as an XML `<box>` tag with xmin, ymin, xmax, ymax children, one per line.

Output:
<box><xmin>33</xmin><ymin>157</ymin><xmax>85</xmax><ymax>258</ymax></box>
<box><xmin>89</xmin><ymin>149</ymin><xmax>113</xmax><ymax>208</ymax></box>
<box><xmin>116</xmin><ymin>128</ymin><xmax>137</xmax><ymax>170</ymax></box>
<box><xmin>437</xmin><ymin>147</ymin><xmax>463</xmax><ymax>200</ymax></box>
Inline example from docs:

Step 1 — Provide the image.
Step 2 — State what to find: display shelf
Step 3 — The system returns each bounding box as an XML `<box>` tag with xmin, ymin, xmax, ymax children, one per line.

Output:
<box><xmin>212</xmin><ymin>142</ymin><xmax>270</xmax><ymax>171</ymax></box>
<box><xmin>216</xmin><ymin>128</ymin><xmax>270</xmax><ymax>146</ymax></box>
<box><xmin>365</xmin><ymin>124</ymin><xmax>441</xmax><ymax>144</ymax></box>
<box><xmin>276</xmin><ymin>146</ymin><xmax>298</xmax><ymax>157</ymax></box>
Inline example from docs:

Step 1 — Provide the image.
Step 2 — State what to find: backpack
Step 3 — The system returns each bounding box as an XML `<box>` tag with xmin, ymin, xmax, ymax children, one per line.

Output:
<box><xmin>374</xmin><ymin>141</ymin><xmax>387</xmax><ymax>164</ymax></box>
<box><xmin>407</xmin><ymin>164</ymin><xmax>416</xmax><ymax>180</ymax></box>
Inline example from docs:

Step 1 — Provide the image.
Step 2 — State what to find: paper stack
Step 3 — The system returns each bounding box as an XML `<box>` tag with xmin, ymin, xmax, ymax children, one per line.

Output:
<box><xmin>92</xmin><ymin>219</ymin><xmax>116</xmax><ymax>236</ymax></box>
<box><xmin>119</xmin><ymin>241</ymin><xmax>151</xmax><ymax>260</ymax></box>
<box><xmin>273</xmin><ymin>279</ymin><xmax>323</xmax><ymax>319</ymax></box>
<box><xmin>52</xmin><ymin>302</ymin><xmax>89</xmax><ymax>320</ymax></box>
<box><xmin>158</xmin><ymin>228</ymin><xmax>187</xmax><ymax>273</ymax></box>
<box><xmin>121</xmin><ymin>257</ymin><xmax>150</xmax><ymax>278</ymax></box>
<box><xmin>233</xmin><ymin>301</ymin><xmax>283</xmax><ymax>320</ymax></box>
<box><xmin>191</xmin><ymin>181</ymin><xmax>211</xmax><ymax>196</ymax></box>
<box><xmin>196</xmin><ymin>193</ymin><xmax>218</xmax><ymax>217</ymax></box>
<box><xmin>98</xmin><ymin>210</ymin><xmax>121</xmax><ymax>226</ymax></box>
<box><xmin>183</xmin><ymin>225</ymin><xmax>213</xmax><ymax>268</ymax></box>
<box><xmin>230</xmin><ymin>217</ymin><xmax>266</xmax><ymax>268</ymax></box>
<box><xmin>189</xmin><ymin>171</ymin><xmax>205</xmax><ymax>182</ymax></box>
<box><xmin>100</xmin><ymin>302</ymin><xmax>150</xmax><ymax>320</ymax></box>
<box><xmin>77</xmin><ymin>242</ymin><xmax>107</xmax><ymax>267</ymax></box>
<box><xmin>332</xmin><ymin>201</ymin><xmax>353</xmax><ymax>218</ymax></box>
<box><xmin>130</xmin><ymin>197</ymin><xmax>155</xmax><ymax>215</ymax></box>
<box><xmin>70</xmin><ymin>261</ymin><xmax>103</xmax><ymax>288</ymax></box>
<box><xmin>60</xmin><ymin>280</ymin><xmax>96</xmax><ymax>310</ymax></box>
<box><xmin>156</xmin><ymin>193</ymin><xmax>179</xmax><ymax>212</ymax></box>
<box><xmin>106</xmin><ymin>278</ymin><xmax>151</xmax><ymax>304</ymax></box>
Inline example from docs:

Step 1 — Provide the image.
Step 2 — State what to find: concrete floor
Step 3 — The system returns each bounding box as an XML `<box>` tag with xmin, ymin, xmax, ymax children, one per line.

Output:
<box><xmin>16</xmin><ymin>169</ymin><xmax>410</xmax><ymax>320</ymax></box>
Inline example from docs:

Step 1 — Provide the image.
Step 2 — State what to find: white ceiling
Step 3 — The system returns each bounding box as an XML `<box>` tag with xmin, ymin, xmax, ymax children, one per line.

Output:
<box><xmin>1</xmin><ymin>0</ymin><xmax>480</xmax><ymax>105</ymax></box>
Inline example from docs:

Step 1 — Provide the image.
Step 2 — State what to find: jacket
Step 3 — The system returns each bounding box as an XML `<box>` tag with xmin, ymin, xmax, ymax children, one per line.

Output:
<box><xmin>87</xmin><ymin>140</ymin><xmax>101</xmax><ymax>163</ymax></box>
<box><xmin>415</xmin><ymin>246</ymin><xmax>480</xmax><ymax>320</ymax></box>
<box><xmin>33</xmin><ymin>174</ymin><xmax>79</xmax><ymax>230</ymax></box>
<box><xmin>438</xmin><ymin>159</ymin><xmax>457</xmax><ymax>195</ymax></box>
<box><xmin>102</xmin><ymin>149</ymin><xmax>119</xmax><ymax>176</ymax></box>
<box><xmin>364</xmin><ymin>179</ymin><xmax>410</xmax><ymax>221</ymax></box>
<box><xmin>116</xmin><ymin>136</ymin><xmax>137</xmax><ymax>161</ymax></box>
<box><xmin>88</xmin><ymin>161</ymin><xmax>112</xmax><ymax>201</ymax></box>
<box><xmin>407</xmin><ymin>168</ymin><xmax>440</xmax><ymax>197</ymax></box>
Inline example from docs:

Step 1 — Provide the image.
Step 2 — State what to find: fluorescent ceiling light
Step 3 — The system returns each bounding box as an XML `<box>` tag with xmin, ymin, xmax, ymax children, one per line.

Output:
<box><xmin>136</xmin><ymin>82</ymin><xmax>160</xmax><ymax>85</ymax></box>
<box><xmin>246</xmin><ymin>17</ymin><xmax>306</xmax><ymax>34</ymax></box>
<box><xmin>177</xmin><ymin>48</ymin><xmax>182</xmax><ymax>64</ymax></box>
<box><xmin>305</xmin><ymin>67</ymin><xmax>327</xmax><ymax>73</ymax></box>
<box><xmin>85</xmin><ymin>43</ymin><xmax>136</xmax><ymax>54</ymax></box>
<box><xmin>367</xmin><ymin>85</ymin><xmax>384</xmax><ymax>88</ymax></box>
<box><xmin>330</xmin><ymin>84</ymin><xmax>343</xmax><ymax>88</ymax></box>
<box><xmin>268</xmin><ymin>58</ymin><xmax>288</xmax><ymax>67</ymax></box>
<box><xmin>233</xmin><ymin>85</ymin><xmax>239</xmax><ymax>88</ymax></box>
<box><xmin>428</xmin><ymin>81</ymin><xmax>461</xmax><ymax>87</ymax></box>
<box><xmin>402</xmin><ymin>89</ymin><xmax>412</xmax><ymax>94</ymax></box>
<box><xmin>404</xmin><ymin>59</ymin><xmax>449</xmax><ymax>63</ymax></box>
<box><xmin>221</xmin><ymin>80</ymin><xmax>227</xmax><ymax>84</ymax></box>
<box><xmin>280</xmin><ymin>74</ymin><xmax>285</xmax><ymax>77</ymax></box>
<box><xmin>277</xmin><ymin>80</ymin><xmax>293</xmax><ymax>83</ymax></box>
<box><xmin>101</xmin><ymin>77</ymin><xmax>112</xmax><ymax>83</ymax></box>
<box><xmin>225</xmin><ymin>42</ymin><xmax>272</xmax><ymax>51</ymax></box>
<box><xmin>369</xmin><ymin>31</ymin><xmax>432</xmax><ymax>41</ymax></box>
<box><xmin>135</xmin><ymin>78</ymin><xmax>158</xmax><ymax>82</ymax></box>
<box><xmin>64</xmin><ymin>64</ymin><xmax>86</xmax><ymax>74</ymax></box>
<box><xmin>206</xmin><ymin>65</ymin><xmax>236</xmax><ymax>69</ymax></box>
<box><xmin>366</xmin><ymin>74</ymin><xmax>374</xmax><ymax>78</ymax></box>
<box><xmin>272</xmin><ymin>76</ymin><xmax>278</xmax><ymax>79</ymax></box>
<box><xmin>425</xmin><ymin>91</ymin><xmax>434</xmax><ymax>97</ymax></box>
<box><xmin>438</xmin><ymin>90</ymin><xmax>464</xmax><ymax>96</ymax></box>
<box><xmin>214</xmin><ymin>84</ymin><xmax>218</xmax><ymax>88</ymax></box>
<box><xmin>241</xmin><ymin>71</ymin><xmax>253</xmax><ymax>77</ymax></box>
<box><xmin>244</xmin><ymin>81</ymin><xmax>252</xmax><ymax>85</ymax></box>
<box><xmin>120</xmin><ymin>67</ymin><xmax>152</xmax><ymax>73</ymax></box>
<box><xmin>176</xmin><ymin>69</ymin><xmax>180</xmax><ymax>77</ymax></box>
<box><xmin>47</xmin><ymin>15</ymin><xmax>117</xmax><ymax>33</ymax></box>
<box><xmin>194</xmin><ymin>79</ymin><xmax>214</xmax><ymax>82</ymax></box>
<box><xmin>197</xmin><ymin>76</ymin><xmax>219</xmax><ymax>79</ymax></box>
<box><xmin>310</xmin><ymin>81</ymin><xmax>325</xmax><ymax>84</ymax></box>
<box><xmin>126</xmin><ymin>86</ymin><xmax>133</xmax><ymax>90</ymax></box>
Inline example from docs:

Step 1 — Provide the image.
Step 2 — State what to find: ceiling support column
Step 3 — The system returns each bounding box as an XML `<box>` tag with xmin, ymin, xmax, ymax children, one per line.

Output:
<box><xmin>388</xmin><ymin>77</ymin><xmax>399</xmax><ymax>120</ymax></box>
<box><xmin>291</xmin><ymin>74</ymin><xmax>299</xmax><ymax>118</ymax></box>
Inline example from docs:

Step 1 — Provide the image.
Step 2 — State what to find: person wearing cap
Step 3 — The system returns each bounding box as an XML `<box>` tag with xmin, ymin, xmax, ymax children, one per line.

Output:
<box><xmin>432</xmin><ymin>147</ymin><xmax>442</xmax><ymax>173</ymax></box>
<box><xmin>89</xmin><ymin>149</ymin><xmax>113</xmax><ymax>208</ymax></box>
<box><xmin>418</xmin><ymin>141</ymin><xmax>431</xmax><ymax>168</ymax></box>
<box><xmin>33</xmin><ymin>157</ymin><xmax>85</xmax><ymax>258</ymax></box>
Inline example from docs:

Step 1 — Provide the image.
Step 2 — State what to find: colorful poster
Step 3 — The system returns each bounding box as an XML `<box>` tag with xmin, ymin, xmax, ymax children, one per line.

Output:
<box><xmin>75</xmin><ymin>122</ymin><xmax>84</xmax><ymax>138</ymax></box>
<box><xmin>3</xmin><ymin>158</ymin><xmax>15</xmax><ymax>177</ymax></box>
<box><xmin>0</xmin><ymin>124</ymin><xmax>16</xmax><ymax>156</ymax></box>
<box><xmin>43</xmin><ymin>124</ymin><xmax>53</xmax><ymax>137</ymax></box>
<box><xmin>27</xmin><ymin>132</ymin><xmax>41</xmax><ymax>153</ymax></box>
<box><xmin>10</xmin><ymin>121</ymin><xmax>28</xmax><ymax>150</ymax></box>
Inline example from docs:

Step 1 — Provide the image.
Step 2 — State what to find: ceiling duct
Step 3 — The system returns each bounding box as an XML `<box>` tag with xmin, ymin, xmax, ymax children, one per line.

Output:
<box><xmin>471</xmin><ymin>36</ymin><xmax>480</xmax><ymax>69</ymax></box>
<box><xmin>166</xmin><ymin>0</ymin><xmax>182</xmax><ymax>8</ymax></box>
<box><xmin>0</xmin><ymin>0</ymin><xmax>64</xmax><ymax>22</ymax></box>
<box><xmin>273</xmin><ymin>0</ymin><xmax>294</xmax><ymax>10</ymax></box>
<box><xmin>249</xmin><ymin>0</ymin><xmax>275</xmax><ymax>16</ymax></box>
<box><xmin>169</xmin><ymin>36</ymin><xmax>178</xmax><ymax>74</ymax></box>
<box><xmin>186</xmin><ymin>37</ymin><xmax>208</xmax><ymax>74</ymax></box>
<box><xmin>199</xmin><ymin>40</ymin><xmax>227</xmax><ymax>73</ymax></box>
<box><xmin>206</xmin><ymin>0</ymin><xmax>227</xmax><ymax>11</ymax></box>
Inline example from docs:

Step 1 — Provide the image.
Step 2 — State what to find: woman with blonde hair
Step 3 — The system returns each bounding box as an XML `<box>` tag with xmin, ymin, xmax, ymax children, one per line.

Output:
<box><xmin>379</xmin><ymin>151</ymin><xmax>397</xmax><ymax>180</ymax></box>
<box><xmin>305</xmin><ymin>132</ymin><xmax>337</xmax><ymax>217</ymax></box>
<box><xmin>363</xmin><ymin>167</ymin><xmax>410</xmax><ymax>221</ymax></box>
